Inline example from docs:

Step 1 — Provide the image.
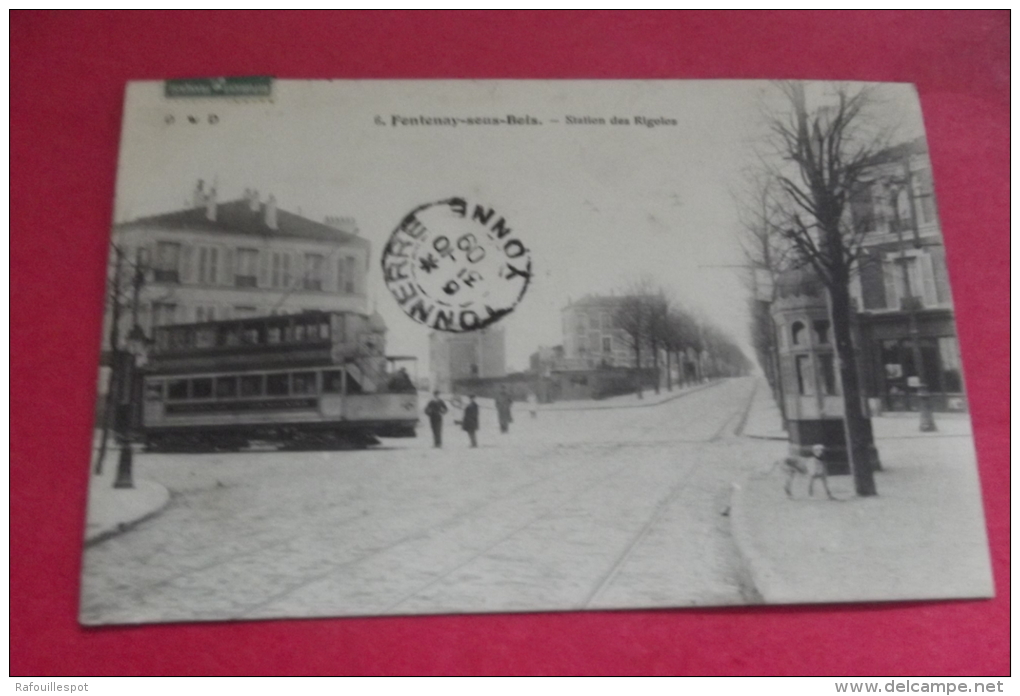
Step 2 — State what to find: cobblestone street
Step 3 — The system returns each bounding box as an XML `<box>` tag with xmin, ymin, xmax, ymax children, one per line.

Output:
<box><xmin>80</xmin><ymin>377</ymin><xmax>785</xmax><ymax>624</ymax></box>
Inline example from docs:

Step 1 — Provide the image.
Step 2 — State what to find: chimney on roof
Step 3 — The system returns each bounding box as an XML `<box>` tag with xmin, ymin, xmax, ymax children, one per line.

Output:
<box><xmin>193</xmin><ymin>179</ymin><xmax>205</xmax><ymax>208</ymax></box>
<box><xmin>205</xmin><ymin>185</ymin><xmax>217</xmax><ymax>222</ymax></box>
<box><xmin>248</xmin><ymin>188</ymin><xmax>260</xmax><ymax>212</ymax></box>
<box><xmin>265</xmin><ymin>194</ymin><xmax>278</xmax><ymax>230</ymax></box>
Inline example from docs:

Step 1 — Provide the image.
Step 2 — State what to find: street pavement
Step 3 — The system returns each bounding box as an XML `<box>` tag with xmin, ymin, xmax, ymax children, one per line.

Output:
<box><xmin>80</xmin><ymin>377</ymin><xmax>784</xmax><ymax>624</ymax></box>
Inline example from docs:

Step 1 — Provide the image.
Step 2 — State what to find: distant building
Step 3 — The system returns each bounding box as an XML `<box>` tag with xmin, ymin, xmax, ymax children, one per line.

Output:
<box><xmin>104</xmin><ymin>181</ymin><xmax>369</xmax><ymax>352</ymax></box>
<box><xmin>429</xmin><ymin>325</ymin><xmax>506</xmax><ymax>393</ymax></box>
<box><xmin>561</xmin><ymin>295</ymin><xmax>645</xmax><ymax>368</ymax></box>
<box><xmin>845</xmin><ymin>139</ymin><xmax>964</xmax><ymax>411</ymax></box>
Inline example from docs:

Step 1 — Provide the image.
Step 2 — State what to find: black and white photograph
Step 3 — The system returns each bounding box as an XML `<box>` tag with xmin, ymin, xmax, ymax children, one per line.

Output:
<box><xmin>80</xmin><ymin>79</ymin><xmax>993</xmax><ymax>625</ymax></box>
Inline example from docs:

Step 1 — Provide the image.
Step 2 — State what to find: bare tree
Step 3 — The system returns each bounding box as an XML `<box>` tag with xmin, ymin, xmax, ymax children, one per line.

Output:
<box><xmin>645</xmin><ymin>290</ymin><xmax>670</xmax><ymax>395</ymax></box>
<box><xmin>614</xmin><ymin>276</ymin><xmax>658</xmax><ymax>399</ymax></box>
<box><xmin>761</xmin><ymin>81</ymin><xmax>889</xmax><ymax>497</ymax></box>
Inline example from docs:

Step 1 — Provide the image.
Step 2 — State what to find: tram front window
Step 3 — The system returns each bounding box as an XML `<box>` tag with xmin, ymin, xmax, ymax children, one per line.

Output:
<box><xmin>167</xmin><ymin>379</ymin><xmax>188</xmax><ymax>400</ymax></box>
<box><xmin>323</xmin><ymin>370</ymin><xmax>343</xmax><ymax>393</ymax></box>
<box><xmin>240</xmin><ymin>375</ymin><xmax>263</xmax><ymax>397</ymax></box>
<box><xmin>215</xmin><ymin>377</ymin><xmax>238</xmax><ymax>398</ymax></box>
<box><xmin>267</xmin><ymin>373</ymin><xmax>289</xmax><ymax>396</ymax></box>
<box><xmin>292</xmin><ymin>372</ymin><xmax>317</xmax><ymax>395</ymax></box>
<box><xmin>192</xmin><ymin>378</ymin><xmax>213</xmax><ymax>399</ymax></box>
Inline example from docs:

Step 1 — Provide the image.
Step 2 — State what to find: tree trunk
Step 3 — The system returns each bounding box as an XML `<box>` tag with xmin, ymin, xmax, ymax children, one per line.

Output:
<box><xmin>665</xmin><ymin>349</ymin><xmax>672</xmax><ymax>391</ymax></box>
<box><xmin>651</xmin><ymin>343</ymin><xmax>660</xmax><ymax>394</ymax></box>
<box><xmin>827</xmin><ymin>280</ymin><xmax>879</xmax><ymax>497</ymax></box>
<box><xmin>633</xmin><ymin>341</ymin><xmax>643</xmax><ymax>399</ymax></box>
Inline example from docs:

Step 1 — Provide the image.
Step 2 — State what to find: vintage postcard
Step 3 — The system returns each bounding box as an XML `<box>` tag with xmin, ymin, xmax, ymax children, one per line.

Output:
<box><xmin>80</xmin><ymin>80</ymin><xmax>993</xmax><ymax>625</ymax></box>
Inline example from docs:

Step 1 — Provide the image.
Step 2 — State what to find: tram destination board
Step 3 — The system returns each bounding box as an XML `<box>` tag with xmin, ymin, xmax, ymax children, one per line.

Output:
<box><xmin>80</xmin><ymin>79</ymin><xmax>994</xmax><ymax>626</ymax></box>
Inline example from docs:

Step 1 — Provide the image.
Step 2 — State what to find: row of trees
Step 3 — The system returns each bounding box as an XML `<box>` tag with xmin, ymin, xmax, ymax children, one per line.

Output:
<box><xmin>612</xmin><ymin>276</ymin><xmax>752</xmax><ymax>398</ymax></box>
<box><xmin>735</xmin><ymin>81</ymin><xmax>903</xmax><ymax>497</ymax></box>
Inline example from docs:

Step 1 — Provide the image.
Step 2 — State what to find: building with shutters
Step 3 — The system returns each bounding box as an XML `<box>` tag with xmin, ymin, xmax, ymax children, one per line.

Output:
<box><xmin>428</xmin><ymin>325</ymin><xmax>506</xmax><ymax>394</ymax></box>
<box><xmin>847</xmin><ymin>139</ymin><xmax>965</xmax><ymax>411</ymax></box>
<box><xmin>101</xmin><ymin>181</ymin><xmax>370</xmax><ymax>355</ymax></box>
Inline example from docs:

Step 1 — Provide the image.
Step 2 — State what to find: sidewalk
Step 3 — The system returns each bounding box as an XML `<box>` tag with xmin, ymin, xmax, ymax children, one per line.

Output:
<box><xmin>738</xmin><ymin>379</ymin><xmax>788</xmax><ymax>440</ymax></box>
<box><xmin>731</xmin><ymin>391</ymin><xmax>994</xmax><ymax>604</ymax></box>
<box><xmin>502</xmin><ymin>379</ymin><xmax>722</xmax><ymax>413</ymax></box>
<box><xmin>84</xmin><ymin>445</ymin><xmax>170</xmax><ymax>546</ymax></box>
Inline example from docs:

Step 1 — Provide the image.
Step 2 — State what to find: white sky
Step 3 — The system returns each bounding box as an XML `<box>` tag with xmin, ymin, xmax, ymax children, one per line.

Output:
<box><xmin>113</xmin><ymin>80</ymin><xmax>925</xmax><ymax>371</ymax></box>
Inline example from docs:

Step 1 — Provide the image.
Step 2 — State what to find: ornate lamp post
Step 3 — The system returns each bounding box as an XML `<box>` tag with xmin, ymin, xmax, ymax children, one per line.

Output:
<box><xmin>113</xmin><ymin>324</ymin><xmax>148</xmax><ymax>489</ymax></box>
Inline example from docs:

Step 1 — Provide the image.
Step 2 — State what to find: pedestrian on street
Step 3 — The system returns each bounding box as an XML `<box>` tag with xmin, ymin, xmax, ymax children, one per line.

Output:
<box><xmin>527</xmin><ymin>390</ymin><xmax>538</xmax><ymax>419</ymax></box>
<box><xmin>495</xmin><ymin>386</ymin><xmax>513</xmax><ymax>433</ymax></box>
<box><xmin>424</xmin><ymin>390</ymin><xmax>448</xmax><ymax>448</ymax></box>
<box><xmin>462</xmin><ymin>395</ymin><xmax>480</xmax><ymax>448</ymax></box>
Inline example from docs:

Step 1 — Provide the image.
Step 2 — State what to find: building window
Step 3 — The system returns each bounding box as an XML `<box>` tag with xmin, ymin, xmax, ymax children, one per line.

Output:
<box><xmin>850</xmin><ymin>185</ymin><xmax>877</xmax><ymax>234</ymax></box>
<box><xmin>154</xmin><ymin>242</ymin><xmax>181</xmax><ymax>283</ymax></box>
<box><xmin>795</xmin><ymin>354</ymin><xmax>815</xmax><ymax>396</ymax></box>
<box><xmin>152</xmin><ymin>302</ymin><xmax>177</xmax><ymax>327</ymax></box>
<box><xmin>887</xmin><ymin>253</ymin><xmax>938</xmax><ymax>309</ymax></box>
<box><xmin>602</xmin><ymin>336</ymin><xmax>613</xmax><ymax>353</ymax></box>
<box><xmin>234</xmin><ymin>306</ymin><xmax>258</xmax><ymax>318</ymax></box>
<box><xmin>913</xmin><ymin>169</ymin><xmax>937</xmax><ymax>225</ymax></box>
<box><xmin>813</xmin><ymin>320</ymin><xmax>830</xmax><ymax>344</ymax></box>
<box><xmin>195</xmin><ymin>306</ymin><xmax>216</xmax><ymax>323</ymax></box>
<box><xmin>818</xmin><ymin>353</ymin><xmax>837</xmax><ymax>395</ymax></box>
<box><xmin>791</xmin><ymin>321</ymin><xmax>806</xmax><ymax>346</ymax></box>
<box><xmin>304</xmin><ymin>253</ymin><xmax>325</xmax><ymax>291</ymax></box>
<box><xmin>346</xmin><ymin>256</ymin><xmax>358</xmax><ymax>293</ymax></box>
<box><xmin>271</xmin><ymin>252</ymin><xmax>292</xmax><ymax>289</ymax></box>
<box><xmin>235</xmin><ymin>248</ymin><xmax>259</xmax><ymax>288</ymax></box>
<box><xmin>197</xmin><ymin>247</ymin><xmax>219</xmax><ymax>285</ymax></box>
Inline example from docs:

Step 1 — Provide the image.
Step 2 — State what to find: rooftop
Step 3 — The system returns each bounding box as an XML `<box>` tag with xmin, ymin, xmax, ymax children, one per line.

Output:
<box><xmin>118</xmin><ymin>198</ymin><xmax>369</xmax><ymax>248</ymax></box>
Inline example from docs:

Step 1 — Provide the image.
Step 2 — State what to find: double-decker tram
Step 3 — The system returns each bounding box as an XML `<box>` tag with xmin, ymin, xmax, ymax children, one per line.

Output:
<box><xmin>139</xmin><ymin>310</ymin><xmax>419</xmax><ymax>451</ymax></box>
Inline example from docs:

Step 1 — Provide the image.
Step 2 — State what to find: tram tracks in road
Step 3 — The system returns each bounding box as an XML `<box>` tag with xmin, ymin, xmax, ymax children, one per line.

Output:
<box><xmin>381</xmin><ymin>378</ymin><xmax>759</xmax><ymax>614</ymax></box>
<box><xmin>580</xmin><ymin>377</ymin><xmax>758</xmax><ymax>608</ymax></box>
<box><xmin>83</xmin><ymin>377</ymin><xmax>760</xmax><ymax>623</ymax></box>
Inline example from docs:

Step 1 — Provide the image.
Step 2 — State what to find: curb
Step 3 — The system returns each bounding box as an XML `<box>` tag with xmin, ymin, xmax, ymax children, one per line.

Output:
<box><xmin>727</xmin><ymin>477</ymin><xmax>771</xmax><ymax>604</ymax></box>
<box><xmin>731</xmin><ymin>379</ymin><xmax>758</xmax><ymax>437</ymax></box>
<box><xmin>530</xmin><ymin>379</ymin><xmax>725</xmax><ymax>413</ymax></box>
<box><xmin>83</xmin><ymin>483</ymin><xmax>171</xmax><ymax>547</ymax></box>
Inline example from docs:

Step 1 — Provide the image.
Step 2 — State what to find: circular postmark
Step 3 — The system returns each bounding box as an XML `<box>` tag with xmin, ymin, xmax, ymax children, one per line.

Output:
<box><xmin>381</xmin><ymin>197</ymin><xmax>532</xmax><ymax>332</ymax></box>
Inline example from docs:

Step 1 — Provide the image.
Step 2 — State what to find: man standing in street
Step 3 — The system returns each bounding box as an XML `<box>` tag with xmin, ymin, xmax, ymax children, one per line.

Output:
<box><xmin>495</xmin><ymin>386</ymin><xmax>513</xmax><ymax>434</ymax></box>
<box><xmin>462</xmin><ymin>395</ymin><xmax>480</xmax><ymax>448</ymax></box>
<box><xmin>424</xmin><ymin>391</ymin><xmax>448</xmax><ymax>448</ymax></box>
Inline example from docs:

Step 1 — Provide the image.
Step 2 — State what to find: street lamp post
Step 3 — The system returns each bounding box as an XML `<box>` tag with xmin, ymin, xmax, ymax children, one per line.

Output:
<box><xmin>113</xmin><ymin>324</ymin><xmax>148</xmax><ymax>489</ymax></box>
<box><xmin>883</xmin><ymin>164</ymin><xmax>937</xmax><ymax>433</ymax></box>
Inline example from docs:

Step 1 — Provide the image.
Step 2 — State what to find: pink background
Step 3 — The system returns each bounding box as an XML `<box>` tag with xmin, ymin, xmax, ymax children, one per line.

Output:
<box><xmin>11</xmin><ymin>11</ymin><xmax>1009</xmax><ymax>675</ymax></box>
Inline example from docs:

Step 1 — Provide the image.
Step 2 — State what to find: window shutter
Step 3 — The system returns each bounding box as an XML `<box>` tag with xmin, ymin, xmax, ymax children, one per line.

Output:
<box><xmin>322</xmin><ymin>251</ymin><xmax>334</xmax><ymax>291</ymax></box>
<box><xmin>929</xmin><ymin>247</ymin><xmax>952</xmax><ymax>305</ymax></box>
<box><xmin>180</xmin><ymin>245</ymin><xmax>194</xmax><ymax>283</ymax></box>
<box><xmin>294</xmin><ymin>252</ymin><xmax>306</xmax><ymax>288</ymax></box>
<box><xmin>882</xmin><ymin>258</ymin><xmax>899</xmax><ymax>310</ymax></box>
<box><xmin>920</xmin><ymin>252</ymin><xmax>938</xmax><ymax>307</ymax></box>
<box><xmin>258</xmin><ymin>249</ymin><xmax>269</xmax><ymax>288</ymax></box>
<box><xmin>222</xmin><ymin>248</ymin><xmax>234</xmax><ymax>285</ymax></box>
